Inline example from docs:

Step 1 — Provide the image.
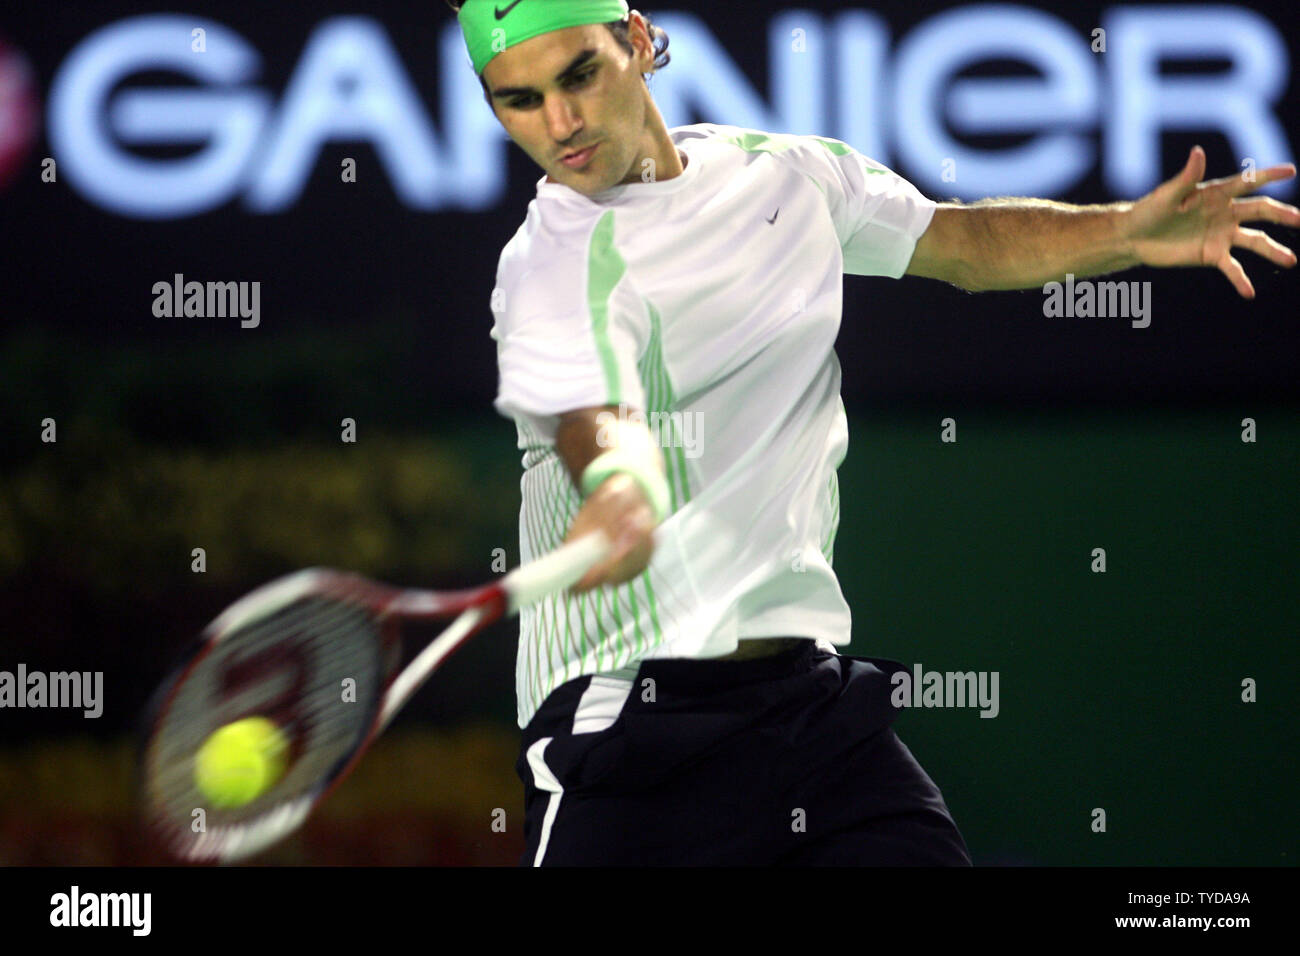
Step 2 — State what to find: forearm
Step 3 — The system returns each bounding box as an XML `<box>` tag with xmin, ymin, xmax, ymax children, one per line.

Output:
<box><xmin>556</xmin><ymin>407</ymin><xmax>616</xmax><ymax>489</ymax></box>
<box><xmin>938</xmin><ymin>198</ymin><xmax>1141</xmax><ymax>292</ymax></box>
<box><xmin>556</xmin><ymin>406</ymin><xmax>663</xmax><ymax>591</ymax></box>
<box><xmin>556</xmin><ymin>406</ymin><xmax>665</xmax><ymax>494</ymax></box>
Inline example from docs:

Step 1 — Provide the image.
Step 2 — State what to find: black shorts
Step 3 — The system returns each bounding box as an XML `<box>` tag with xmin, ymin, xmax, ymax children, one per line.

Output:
<box><xmin>516</xmin><ymin>640</ymin><xmax>972</xmax><ymax>865</ymax></box>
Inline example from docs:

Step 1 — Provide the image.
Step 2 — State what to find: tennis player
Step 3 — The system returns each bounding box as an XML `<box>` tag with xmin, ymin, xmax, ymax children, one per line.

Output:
<box><xmin>449</xmin><ymin>0</ymin><xmax>1298</xmax><ymax>865</ymax></box>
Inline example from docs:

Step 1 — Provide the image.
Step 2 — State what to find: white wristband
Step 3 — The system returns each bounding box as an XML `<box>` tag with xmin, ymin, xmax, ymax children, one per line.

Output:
<box><xmin>581</xmin><ymin>448</ymin><xmax>671</xmax><ymax>523</ymax></box>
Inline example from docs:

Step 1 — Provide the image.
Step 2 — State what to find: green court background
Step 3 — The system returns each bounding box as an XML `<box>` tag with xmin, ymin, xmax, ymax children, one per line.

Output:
<box><xmin>0</xmin><ymin>332</ymin><xmax>1294</xmax><ymax>864</ymax></box>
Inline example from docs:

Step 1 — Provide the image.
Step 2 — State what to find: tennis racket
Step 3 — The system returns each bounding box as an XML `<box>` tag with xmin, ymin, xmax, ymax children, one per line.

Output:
<box><xmin>140</xmin><ymin>532</ymin><xmax>610</xmax><ymax>864</ymax></box>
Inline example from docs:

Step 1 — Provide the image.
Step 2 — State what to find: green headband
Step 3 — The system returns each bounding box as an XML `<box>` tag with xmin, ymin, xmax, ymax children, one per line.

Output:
<box><xmin>458</xmin><ymin>0</ymin><xmax>631</xmax><ymax>75</ymax></box>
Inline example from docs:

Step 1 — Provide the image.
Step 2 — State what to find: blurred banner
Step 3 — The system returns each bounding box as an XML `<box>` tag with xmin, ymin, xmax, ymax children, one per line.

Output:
<box><xmin>1</xmin><ymin>1</ymin><xmax>1297</xmax><ymax>405</ymax></box>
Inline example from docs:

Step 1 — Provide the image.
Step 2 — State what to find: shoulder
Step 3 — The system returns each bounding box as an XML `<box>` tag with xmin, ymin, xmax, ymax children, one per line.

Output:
<box><xmin>494</xmin><ymin>199</ymin><xmax>614</xmax><ymax>293</ymax></box>
<box><xmin>670</xmin><ymin>123</ymin><xmax>792</xmax><ymax>162</ymax></box>
<box><xmin>670</xmin><ymin>124</ymin><xmax>876</xmax><ymax>190</ymax></box>
<box><xmin>671</xmin><ymin>123</ymin><xmax>857</xmax><ymax>163</ymax></box>
<box><xmin>491</xmin><ymin>203</ymin><xmax>641</xmax><ymax>334</ymax></box>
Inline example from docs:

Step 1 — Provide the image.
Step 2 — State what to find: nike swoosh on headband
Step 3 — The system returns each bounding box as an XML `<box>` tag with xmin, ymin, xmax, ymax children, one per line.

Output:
<box><xmin>495</xmin><ymin>0</ymin><xmax>525</xmax><ymax>20</ymax></box>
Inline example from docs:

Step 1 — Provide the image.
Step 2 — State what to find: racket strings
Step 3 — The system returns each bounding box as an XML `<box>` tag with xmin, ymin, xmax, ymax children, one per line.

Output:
<box><xmin>146</xmin><ymin>591</ymin><xmax>388</xmax><ymax>860</ymax></box>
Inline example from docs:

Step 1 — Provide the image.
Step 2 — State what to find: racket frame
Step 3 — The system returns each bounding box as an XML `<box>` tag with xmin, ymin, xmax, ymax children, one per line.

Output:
<box><xmin>141</xmin><ymin>532</ymin><xmax>608</xmax><ymax>863</ymax></box>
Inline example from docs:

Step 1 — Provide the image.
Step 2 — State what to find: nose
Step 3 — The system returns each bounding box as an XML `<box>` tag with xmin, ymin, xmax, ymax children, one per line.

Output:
<box><xmin>543</xmin><ymin>93</ymin><xmax>583</xmax><ymax>147</ymax></box>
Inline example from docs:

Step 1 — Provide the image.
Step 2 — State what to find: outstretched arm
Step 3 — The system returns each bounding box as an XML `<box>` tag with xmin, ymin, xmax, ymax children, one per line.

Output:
<box><xmin>906</xmin><ymin>147</ymin><xmax>1299</xmax><ymax>297</ymax></box>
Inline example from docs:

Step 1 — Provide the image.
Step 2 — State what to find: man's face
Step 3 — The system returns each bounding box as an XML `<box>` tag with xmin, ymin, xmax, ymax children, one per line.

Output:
<box><xmin>483</xmin><ymin>22</ymin><xmax>653</xmax><ymax>196</ymax></box>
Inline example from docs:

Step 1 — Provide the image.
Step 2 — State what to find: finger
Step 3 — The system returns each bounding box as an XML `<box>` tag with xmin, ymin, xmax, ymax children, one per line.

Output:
<box><xmin>1232</xmin><ymin>196</ymin><xmax>1300</xmax><ymax>227</ymax></box>
<box><xmin>1225</xmin><ymin>162</ymin><xmax>1297</xmax><ymax>198</ymax></box>
<box><xmin>570</xmin><ymin>529</ymin><xmax>643</xmax><ymax>592</ymax></box>
<box><xmin>1234</xmin><ymin>227</ymin><xmax>1297</xmax><ymax>268</ymax></box>
<box><xmin>1218</xmin><ymin>254</ymin><xmax>1255</xmax><ymax>299</ymax></box>
<box><xmin>567</xmin><ymin>540</ymin><xmax>619</xmax><ymax>591</ymax></box>
<box><xmin>571</xmin><ymin>558</ymin><xmax>614</xmax><ymax>593</ymax></box>
<box><xmin>570</xmin><ymin>567</ymin><xmax>600</xmax><ymax>593</ymax></box>
<box><xmin>1171</xmin><ymin>145</ymin><xmax>1206</xmax><ymax>202</ymax></box>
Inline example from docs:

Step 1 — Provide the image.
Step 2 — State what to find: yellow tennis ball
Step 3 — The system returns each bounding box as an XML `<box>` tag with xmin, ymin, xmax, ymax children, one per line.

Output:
<box><xmin>194</xmin><ymin>716</ymin><xmax>289</xmax><ymax>809</ymax></box>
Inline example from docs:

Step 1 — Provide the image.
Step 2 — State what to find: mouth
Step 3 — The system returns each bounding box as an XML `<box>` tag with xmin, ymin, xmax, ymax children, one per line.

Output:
<box><xmin>559</xmin><ymin>143</ymin><xmax>599</xmax><ymax>169</ymax></box>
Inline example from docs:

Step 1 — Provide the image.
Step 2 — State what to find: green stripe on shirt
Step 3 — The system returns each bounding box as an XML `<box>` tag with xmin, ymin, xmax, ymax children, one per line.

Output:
<box><xmin>587</xmin><ymin>211</ymin><xmax>628</xmax><ymax>404</ymax></box>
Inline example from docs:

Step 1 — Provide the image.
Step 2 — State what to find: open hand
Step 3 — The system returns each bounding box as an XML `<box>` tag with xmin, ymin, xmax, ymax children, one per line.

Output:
<box><xmin>1126</xmin><ymin>146</ymin><xmax>1299</xmax><ymax>298</ymax></box>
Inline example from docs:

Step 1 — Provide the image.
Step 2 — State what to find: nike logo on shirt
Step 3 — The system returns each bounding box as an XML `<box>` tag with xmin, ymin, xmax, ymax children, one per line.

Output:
<box><xmin>495</xmin><ymin>0</ymin><xmax>525</xmax><ymax>19</ymax></box>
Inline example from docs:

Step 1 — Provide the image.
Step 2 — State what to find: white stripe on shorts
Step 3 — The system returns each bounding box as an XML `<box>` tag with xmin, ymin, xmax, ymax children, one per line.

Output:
<box><xmin>525</xmin><ymin>737</ymin><xmax>562</xmax><ymax>867</ymax></box>
<box><xmin>571</xmin><ymin>672</ymin><xmax>636</xmax><ymax>735</ymax></box>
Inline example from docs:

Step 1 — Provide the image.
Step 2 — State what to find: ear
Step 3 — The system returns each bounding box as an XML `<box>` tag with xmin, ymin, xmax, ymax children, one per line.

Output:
<box><xmin>626</xmin><ymin>13</ymin><xmax>656</xmax><ymax>72</ymax></box>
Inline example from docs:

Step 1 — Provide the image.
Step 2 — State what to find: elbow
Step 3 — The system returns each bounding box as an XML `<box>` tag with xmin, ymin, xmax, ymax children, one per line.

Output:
<box><xmin>931</xmin><ymin>254</ymin><xmax>986</xmax><ymax>292</ymax></box>
<box><xmin>949</xmin><ymin>264</ymin><xmax>986</xmax><ymax>293</ymax></box>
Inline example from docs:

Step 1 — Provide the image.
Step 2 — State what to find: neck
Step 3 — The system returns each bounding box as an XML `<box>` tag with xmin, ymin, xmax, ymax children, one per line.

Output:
<box><xmin>621</xmin><ymin>100</ymin><xmax>683</xmax><ymax>185</ymax></box>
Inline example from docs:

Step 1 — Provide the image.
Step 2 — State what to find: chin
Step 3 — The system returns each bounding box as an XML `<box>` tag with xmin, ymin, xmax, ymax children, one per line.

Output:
<box><xmin>563</xmin><ymin>171</ymin><xmax>619</xmax><ymax>197</ymax></box>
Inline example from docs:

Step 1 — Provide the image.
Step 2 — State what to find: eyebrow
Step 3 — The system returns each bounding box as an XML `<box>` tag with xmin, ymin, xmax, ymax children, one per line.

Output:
<box><xmin>490</xmin><ymin>49</ymin><xmax>600</xmax><ymax>100</ymax></box>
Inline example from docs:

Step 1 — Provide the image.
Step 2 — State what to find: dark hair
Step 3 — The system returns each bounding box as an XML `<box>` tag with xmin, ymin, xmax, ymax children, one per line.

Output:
<box><xmin>443</xmin><ymin>3</ymin><xmax>671</xmax><ymax>102</ymax></box>
<box><xmin>607</xmin><ymin>14</ymin><xmax>672</xmax><ymax>75</ymax></box>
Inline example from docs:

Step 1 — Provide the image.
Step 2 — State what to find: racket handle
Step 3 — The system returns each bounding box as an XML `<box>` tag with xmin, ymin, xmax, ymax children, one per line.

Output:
<box><xmin>504</xmin><ymin>532</ymin><xmax>611</xmax><ymax>613</ymax></box>
<box><xmin>382</xmin><ymin>532</ymin><xmax>613</xmax><ymax>731</ymax></box>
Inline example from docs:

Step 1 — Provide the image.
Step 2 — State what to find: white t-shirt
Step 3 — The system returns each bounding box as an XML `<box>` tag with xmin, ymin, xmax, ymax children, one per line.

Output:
<box><xmin>490</xmin><ymin>123</ymin><xmax>936</xmax><ymax>728</ymax></box>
